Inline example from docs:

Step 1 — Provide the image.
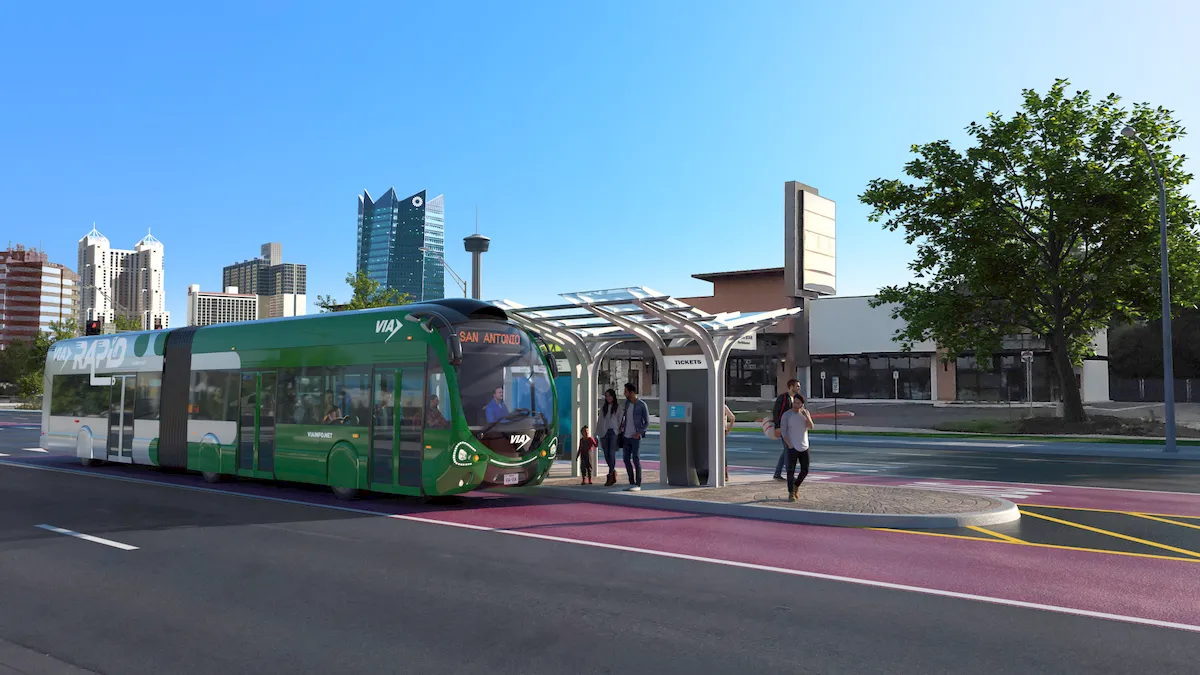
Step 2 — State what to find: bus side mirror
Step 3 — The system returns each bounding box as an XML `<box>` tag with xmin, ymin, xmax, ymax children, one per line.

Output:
<box><xmin>448</xmin><ymin>332</ymin><xmax>463</xmax><ymax>366</ymax></box>
<box><xmin>533</xmin><ymin>335</ymin><xmax>557</xmax><ymax>376</ymax></box>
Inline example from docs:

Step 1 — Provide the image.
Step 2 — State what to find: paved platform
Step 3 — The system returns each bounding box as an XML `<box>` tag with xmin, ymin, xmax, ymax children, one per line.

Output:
<box><xmin>516</xmin><ymin>467</ymin><xmax>1020</xmax><ymax>529</ymax></box>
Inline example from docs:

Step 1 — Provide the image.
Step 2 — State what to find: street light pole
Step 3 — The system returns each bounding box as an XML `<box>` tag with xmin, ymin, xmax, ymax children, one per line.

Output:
<box><xmin>1122</xmin><ymin>126</ymin><xmax>1177</xmax><ymax>453</ymax></box>
<box><xmin>419</xmin><ymin>248</ymin><xmax>468</xmax><ymax>298</ymax></box>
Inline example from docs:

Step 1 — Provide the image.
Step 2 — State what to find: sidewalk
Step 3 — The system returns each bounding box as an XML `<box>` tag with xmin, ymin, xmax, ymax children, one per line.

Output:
<box><xmin>507</xmin><ymin>465</ymin><xmax>1019</xmax><ymax>529</ymax></box>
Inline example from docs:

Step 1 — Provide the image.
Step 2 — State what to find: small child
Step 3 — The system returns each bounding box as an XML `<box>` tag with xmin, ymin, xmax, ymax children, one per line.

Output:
<box><xmin>577</xmin><ymin>425</ymin><xmax>598</xmax><ymax>485</ymax></box>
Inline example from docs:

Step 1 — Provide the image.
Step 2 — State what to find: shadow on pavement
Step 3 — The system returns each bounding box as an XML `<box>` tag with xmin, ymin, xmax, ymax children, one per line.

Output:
<box><xmin>0</xmin><ymin>454</ymin><xmax>664</xmax><ymax>544</ymax></box>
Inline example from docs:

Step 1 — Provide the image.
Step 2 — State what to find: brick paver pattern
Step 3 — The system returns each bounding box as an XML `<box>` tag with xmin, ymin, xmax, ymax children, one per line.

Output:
<box><xmin>544</xmin><ymin>469</ymin><xmax>1004</xmax><ymax>514</ymax></box>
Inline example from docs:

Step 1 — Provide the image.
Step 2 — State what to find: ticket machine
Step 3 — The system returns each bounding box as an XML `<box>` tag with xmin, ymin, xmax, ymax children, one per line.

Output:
<box><xmin>663</xmin><ymin>401</ymin><xmax>700</xmax><ymax>486</ymax></box>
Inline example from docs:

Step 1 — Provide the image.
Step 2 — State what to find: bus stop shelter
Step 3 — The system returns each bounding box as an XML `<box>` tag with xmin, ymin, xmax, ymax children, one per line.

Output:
<box><xmin>494</xmin><ymin>287</ymin><xmax>802</xmax><ymax>487</ymax></box>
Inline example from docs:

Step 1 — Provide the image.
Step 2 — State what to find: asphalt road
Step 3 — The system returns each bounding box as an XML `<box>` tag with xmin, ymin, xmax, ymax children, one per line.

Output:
<box><xmin>2</xmin><ymin>462</ymin><xmax>1199</xmax><ymax>675</ymax></box>
<box><xmin>9</xmin><ymin>410</ymin><xmax>1200</xmax><ymax>493</ymax></box>
<box><xmin>627</xmin><ymin>431</ymin><xmax>1200</xmax><ymax>493</ymax></box>
<box><xmin>4</xmin><ymin>409</ymin><xmax>1200</xmax><ymax>673</ymax></box>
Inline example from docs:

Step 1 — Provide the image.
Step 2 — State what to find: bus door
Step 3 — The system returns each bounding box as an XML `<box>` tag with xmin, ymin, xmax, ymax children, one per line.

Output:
<box><xmin>237</xmin><ymin>371</ymin><xmax>277</xmax><ymax>478</ymax></box>
<box><xmin>106</xmin><ymin>375</ymin><xmax>135</xmax><ymax>463</ymax></box>
<box><xmin>370</xmin><ymin>364</ymin><xmax>425</xmax><ymax>491</ymax></box>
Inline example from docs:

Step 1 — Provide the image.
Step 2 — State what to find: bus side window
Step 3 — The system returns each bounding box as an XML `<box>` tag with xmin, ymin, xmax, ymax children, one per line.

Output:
<box><xmin>424</xmin><ymin>362</ymin><xmax>449</xmax><ymax>430</ymax></box>
<box><xmin>278</xmin><ymin>368</ymin><xmax>299</xmax><ymax>424</ymax></box>
<box><xmin>135</xmin><ymin>372</ymin><xmax>161</xmax><ymax>420</ymax></box>
<box><xmin>342</xmin><ymin>366</ymin><xmax>370</xmax><ymax>427</ymax></box>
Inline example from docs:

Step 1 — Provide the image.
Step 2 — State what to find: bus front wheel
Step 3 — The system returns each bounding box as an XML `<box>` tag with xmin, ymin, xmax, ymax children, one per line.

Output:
<box><xmin>80</xmin><ymin>458</ymin><xmax>102</xmax><ymax>467</ymax></box>
<box><xmin>202</xmin><ymin>471</ymin><xmax>223</xmax><ymax>483</ymax></box>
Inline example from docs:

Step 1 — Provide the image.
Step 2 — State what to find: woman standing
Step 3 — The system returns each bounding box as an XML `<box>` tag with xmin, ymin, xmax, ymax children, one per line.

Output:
<box><xmin>596</xmin><ymin>389</ymin><xmax>622</xmax><ymax>486</ymax></box>
<box><xmin>723</xmin><ymin>403</ymin><xmax>735</xmax><ymax>482</ymax></box>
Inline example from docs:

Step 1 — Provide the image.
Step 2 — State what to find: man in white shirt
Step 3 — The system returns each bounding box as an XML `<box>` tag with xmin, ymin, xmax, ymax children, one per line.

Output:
<box><xmin>779</xmin><ymin>394</ymin><xmax>815</xmax><ymax>502</ymax></box>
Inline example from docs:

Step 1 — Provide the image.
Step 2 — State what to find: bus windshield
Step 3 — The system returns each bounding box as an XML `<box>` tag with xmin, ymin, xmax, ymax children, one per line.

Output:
<box><xmin>455</xmin><ymin>322</ymin><xmax>554</xmax><ymax>453</ymax></box>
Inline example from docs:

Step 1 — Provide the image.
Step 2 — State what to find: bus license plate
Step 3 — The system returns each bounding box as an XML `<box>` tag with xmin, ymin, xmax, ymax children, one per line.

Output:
<box><xmin>503</xmin><ymin>474</ymin><xmax>520</xmax><ymax>486</ymax></box>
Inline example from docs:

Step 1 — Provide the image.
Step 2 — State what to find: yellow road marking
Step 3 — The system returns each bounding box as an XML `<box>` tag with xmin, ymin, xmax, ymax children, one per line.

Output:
<box><xmin>967</xmin><ymin>525</ymin><xmax>1025</xmax><ymax>544</ymax></box>
<box><xmin>867</xmin><ymin>527</ymin><xmax>1200</xmax><ymax>564</ymax></box>
<box><xmin>1129</xmin><ymin>513</ymin><xmax>1200</xmax><ymax>532</ymax></box>
<box><xmin>1019</xmin><ymin>510</ymin><xmax>1200</xmax><ymax>559</ymax></box>
<box><xmin>1022</xmin><ymin>503</ymin><xmax>1200</xmax><ymax>520</ymax></box>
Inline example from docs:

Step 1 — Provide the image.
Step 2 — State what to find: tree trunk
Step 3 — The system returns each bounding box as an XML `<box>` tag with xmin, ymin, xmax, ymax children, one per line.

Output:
<box><xmin>1050</xmin><ymin>329</ymin><xmax>1087</xmax><ymax>423</ymax></box>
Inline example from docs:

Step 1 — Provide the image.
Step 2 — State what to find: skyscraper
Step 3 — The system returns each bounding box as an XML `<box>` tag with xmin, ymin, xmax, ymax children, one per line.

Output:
<box><xmin>356</xmin><ymin>188</ymin><xmax>445</xmax><ymax>302</ymax></box>
<box><xmin>77</xmin><ymin>226</ymin><xmax>170</xmax><ymax>331</ymax></box>
<box><xmin>222</xmin><ymin>242</ymin><xmax>307</xmax><ymax>319</ymax></box>
<box><xmin>0</xmin><ymin>245</ymin><xmax>78</xmax><ymax>349</ymax></box>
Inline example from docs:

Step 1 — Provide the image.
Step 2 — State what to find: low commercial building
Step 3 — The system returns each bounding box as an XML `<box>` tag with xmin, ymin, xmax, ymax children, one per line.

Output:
<box><xmin>681</xmin><ymin>267</ymin><xmax>1108</xmax><ymax>403</ymax></box>
<box><xmin>186</xmin><ymin>285</ymin><xmax>259</xmax><ymax>327</ymax></box>
<box><xmin>588</xmin><ymin>179</ymin><xmax>1107</xmax><ymax>404</ymax></box>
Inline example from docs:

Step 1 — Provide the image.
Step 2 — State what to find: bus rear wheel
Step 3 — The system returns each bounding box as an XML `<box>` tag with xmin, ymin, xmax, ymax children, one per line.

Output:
<box><xmin>80</xmin><ymin>458</ymin><xmax>103</xmax><ymax>467</ymax></box>
<box><xmin>331</xmin><ymin>486</ymin><xmax>359</xmax><ymax>500</ymax></box>
<box><xmin>202</xmin><ymin>471</ymin><xmax>223</xmax><ymax>483</ymax></box>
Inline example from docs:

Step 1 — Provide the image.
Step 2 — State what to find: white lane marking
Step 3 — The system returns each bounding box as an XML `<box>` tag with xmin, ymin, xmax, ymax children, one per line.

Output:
<box><xmin>35</xmin><ymin>524</ymin><xmax>138</xmax><ymax>551</ymax></box>
<box><xmin>21</xmin><ymin>448</ymin><xmax>48</xmax><ymax>453</ymax></box>
<box><xmin>899</xmin><ymin>481</ymin><xmax>1052</xmax><ymax>501</ymax></box>
<box><xmin>0</xmin><ymin>453</ymin><xmax>8</xmax><ymax>457</ymax></box>
<box><xmin>4</xmin><ymin>460</ymin><xmax>1200</xmax><ymax>634</ymax></box>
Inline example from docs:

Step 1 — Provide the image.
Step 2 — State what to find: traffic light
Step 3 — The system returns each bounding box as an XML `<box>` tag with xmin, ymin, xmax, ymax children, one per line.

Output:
<box><xmin>85</xmin><ymin>320</ymin><xmax>101</xmax><ymax>336</ymax></box>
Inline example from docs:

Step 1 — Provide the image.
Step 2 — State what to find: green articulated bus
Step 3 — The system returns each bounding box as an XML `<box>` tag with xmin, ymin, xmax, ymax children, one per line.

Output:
<box><xmin>39</xmin><ymin>299</ymin><xmax>559</xmax><ymax>498</ymax></box>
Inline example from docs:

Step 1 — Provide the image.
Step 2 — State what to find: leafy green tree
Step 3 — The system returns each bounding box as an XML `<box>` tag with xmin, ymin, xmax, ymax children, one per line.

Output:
<box><xmin>113</xmin><ymin>315</ymin><xmax>142</xmax><ymax>332</ymax></box>
<box><xmin>16</xmin><ymin>371</ymin><xmax>43</xmax><ymax>407</ymax></box>
<box><xmin>861</xmin><ymin>80</ymin><xmax>1200</xmax><ymax>422</ymax></box>
<box><xmin>315</xmin><ymin>271</ymin><xmax>413</xmax><ymax>312</ymax></box>
<box><xmin>0</xmin><ymin>339</ymin><xmax>35</xmax><ymax>386</ymax></box>
<box><xmin>3</xmin><ymin>321</ymin><xmax>76</xmax><ymax>405</ymax></box>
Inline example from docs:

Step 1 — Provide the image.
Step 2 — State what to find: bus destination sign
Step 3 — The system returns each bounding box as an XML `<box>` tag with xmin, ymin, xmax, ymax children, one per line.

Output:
<box><xmin>459</xmin><ymin>327</ymin><xmax>524</xmax><ymax>351</ymax></box>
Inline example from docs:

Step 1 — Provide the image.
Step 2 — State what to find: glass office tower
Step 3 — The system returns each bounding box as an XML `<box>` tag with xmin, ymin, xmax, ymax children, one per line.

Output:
<box><xmin>356</xmin><ymin>188</ymin><xmax>445</xmax><ymax>301</ymax></box>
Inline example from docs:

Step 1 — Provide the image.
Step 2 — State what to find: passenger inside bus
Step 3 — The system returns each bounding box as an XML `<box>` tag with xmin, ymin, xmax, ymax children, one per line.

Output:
<box><xmin>322</xmin><ymin>390</ymin><xmax>344</xmax><ymax>424</ymax></box>
<box><xmin>293</xmin><ymin>394</ymin><xmax>315</xmax><ymax>425</ymax></box>
<box><xmin>426</xmin><ymin>395</ymin><xmax>449</xmax><ymax>429</ymax></box>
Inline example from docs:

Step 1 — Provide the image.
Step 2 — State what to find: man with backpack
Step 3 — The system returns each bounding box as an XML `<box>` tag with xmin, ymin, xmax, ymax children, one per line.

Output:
<box><xmin>772</xmin><ymin>379</ymin><xmax>802</xmax><ymax>481</ymax></box>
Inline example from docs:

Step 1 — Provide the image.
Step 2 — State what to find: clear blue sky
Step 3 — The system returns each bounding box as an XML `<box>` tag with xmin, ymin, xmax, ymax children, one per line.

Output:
<box><xmin>1</xmin><ymin>0</ymin><xmax>1197</xmax><ymax>324</ymax></box>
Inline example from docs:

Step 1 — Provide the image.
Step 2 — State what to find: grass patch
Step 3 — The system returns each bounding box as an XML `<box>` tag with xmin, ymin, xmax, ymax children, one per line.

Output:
<box><xmin>933</xmin><ymin>414</ymin><xmax>1200</xmax><ymax>440</ymax></box>
<box><xmin>935</xmin><ymin>420</ymin><xmax>1022</xmax><ymax>434</ymax></box>
<box><xmin>806</xmin><ymin>428</ymin><xmax>1200</xmax><ymax>445</ymax></box>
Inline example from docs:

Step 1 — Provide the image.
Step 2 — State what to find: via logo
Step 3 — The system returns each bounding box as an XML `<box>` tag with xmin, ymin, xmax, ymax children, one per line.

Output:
<box><xmin>510</xmin><ymin>434</ymin><xmax>532</xmax><ymax>451</ymax></box>
<box><xmin>375</xmin><ymin>318</ymin><xmax>404</xmax><ymax>343</ymax></box>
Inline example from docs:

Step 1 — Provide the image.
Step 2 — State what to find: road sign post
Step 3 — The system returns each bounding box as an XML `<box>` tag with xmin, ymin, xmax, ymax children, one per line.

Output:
<box><xmin>820</xmin><ymin>370</ymin><xmax>827</xmax><ymax>399</ymax></box>
<box><xmin>831</xmin><ymin>376</ymin><xmax>840</xmax><ymax>440</ymax></box>
<box><xmin>893</xmin><ymin>369</ymin><xmax>899</xmax><ymax>399</ymax></box>
<box><xmin>1021</xmin><ymin>351</ymin><xmax>1034</xmax><ymax>417</ymax></box>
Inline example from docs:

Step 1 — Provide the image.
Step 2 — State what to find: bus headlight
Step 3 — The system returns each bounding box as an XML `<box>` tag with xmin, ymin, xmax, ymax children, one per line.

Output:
<box><xmin>452</xmin><ymin>442</ymin><xmax>475</xmax><ymax>467</ymax></box>
<box><xmin>547</xmin><ymin>438</ymin><xmax>558</xmax><ymax>458</ymax></box>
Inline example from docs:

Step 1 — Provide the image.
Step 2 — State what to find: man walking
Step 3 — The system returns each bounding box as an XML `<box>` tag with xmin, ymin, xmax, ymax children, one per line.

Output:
<box><xmin>772</xmin><ymin>379</ymin><xmax>802</xmax><ymax>480</ymax></box>
<box><xmin>780</xmin><ymin>394</ymin><xmax>815</xmax><ymax>502</ymax></box>
<box><xmin>619</xmin><ymin>383</ymin><xmax>650</xmax><ymax>491</ymax></box>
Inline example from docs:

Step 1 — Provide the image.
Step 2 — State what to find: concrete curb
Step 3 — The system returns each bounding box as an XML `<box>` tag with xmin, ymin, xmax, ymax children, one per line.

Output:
<box><xmin>507</xmin><ymin>483</ymin><xmax>1021</xmax><ymax>530</ymax></box>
